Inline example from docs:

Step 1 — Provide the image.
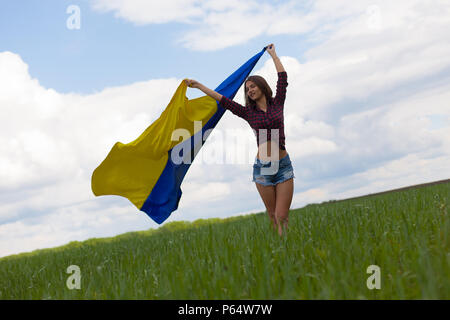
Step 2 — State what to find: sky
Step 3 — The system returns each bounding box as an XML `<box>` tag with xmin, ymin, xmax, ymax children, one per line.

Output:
<box><xmin>1</xmin><ymin>0</ymin><xmax>449</xmax><ymax>258</ymax></box>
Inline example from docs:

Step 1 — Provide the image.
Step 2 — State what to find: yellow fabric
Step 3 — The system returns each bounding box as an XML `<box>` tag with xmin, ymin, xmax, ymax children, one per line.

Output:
<box><xmin>91</xmin><ymin>80</ymin><xmax>218</xmax><ymax>209</ymax></box>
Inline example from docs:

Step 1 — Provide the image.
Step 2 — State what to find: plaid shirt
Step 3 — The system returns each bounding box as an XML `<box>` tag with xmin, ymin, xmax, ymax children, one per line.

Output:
<box><xmin>219</xmin><ymin>71</ymin><xmax>288</xmax><ymax>150</ymax></box>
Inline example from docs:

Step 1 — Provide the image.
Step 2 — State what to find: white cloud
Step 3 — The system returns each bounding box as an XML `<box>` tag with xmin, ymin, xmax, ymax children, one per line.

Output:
<box><xmin>90</xmin><ymin>0</ymin><xmax>314</xmax><ymax>51</ymax></box>
<box><xmin>91</xmin><ymin>0</ymin><xmax>204</xmax><ymax>24</ymax></box>
<box><xmin>0</xmin><ymin>201</ymin><xmax>149</xmax><ymax>258</ymax></box>
<box><xmin>180</xmin><ymin>181</ymin><xmax>231</xmax><ymax>207</ymax></box>
<box><xmin>291</xmin><ymin>187</ymin><xmax>330</xmax><ymax>209</ymax></box>
<box><xmin>89</xmin><ymin>0</ymin><xmax>450</xmax><ymax>53</ymax></box>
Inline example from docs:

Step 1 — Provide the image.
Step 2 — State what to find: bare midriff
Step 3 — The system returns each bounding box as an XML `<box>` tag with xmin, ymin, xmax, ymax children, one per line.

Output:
<box><xmin>257</xmin><ymin>140</ymin><xmax>288</xmax><ymax>162</ymax></box>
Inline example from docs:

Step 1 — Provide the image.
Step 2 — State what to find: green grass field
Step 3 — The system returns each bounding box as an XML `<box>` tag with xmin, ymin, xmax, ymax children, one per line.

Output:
<box><xmin>1</xmin><ymin>181</ymin><xmax>448</xmax><ymax>299</ymax></box>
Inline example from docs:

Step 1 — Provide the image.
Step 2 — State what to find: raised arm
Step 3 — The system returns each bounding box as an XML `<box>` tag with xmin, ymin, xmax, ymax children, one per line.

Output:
<box><xmin>265</xmin><ymin>44</ymin><xmax>288</xmax><ymax>105</ymax></box>
<box><xmin>185</xmin><ymin>79</ymin><xmax>222</xmax><ymax>102</ymax></box>
<box><xmin>185</xmin><ymin>79</ymin><xmax>249</xmax><ymax>119</ymax></box>
<box><xmin>266</xmin><ymin>43</ymin><xmax>285</xmax><ymax>73</ymax></box>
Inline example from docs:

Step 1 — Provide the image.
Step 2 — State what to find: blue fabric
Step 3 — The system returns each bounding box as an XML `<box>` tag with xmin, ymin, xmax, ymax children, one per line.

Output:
<box><xmin>141</xmin><ymin>47</ymin><xmax>267</xmax><ymax>224</ymax></box>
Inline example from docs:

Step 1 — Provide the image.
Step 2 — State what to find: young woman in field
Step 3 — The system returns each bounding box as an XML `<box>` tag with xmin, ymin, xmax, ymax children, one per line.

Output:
<box><xmin>185</xmin><ymin>44</ymin><xmax>294</xmax><ymax>236</ymax></box>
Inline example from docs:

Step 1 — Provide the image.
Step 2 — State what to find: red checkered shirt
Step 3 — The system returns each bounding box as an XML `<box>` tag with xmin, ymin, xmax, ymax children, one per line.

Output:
<box><xmin>219</xmin><ymin>71</ymin><xmax>288</xmax><ymax>150</ymax></box>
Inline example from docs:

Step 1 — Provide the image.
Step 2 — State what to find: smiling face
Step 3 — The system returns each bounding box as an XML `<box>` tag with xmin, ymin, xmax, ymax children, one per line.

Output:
<box><xmin>245</xmin><ymin>80</ymin><xmax>263</xmax><ymax>101</ymax></box>
<box><xmin>244</xmin><ymin>75</ymin><xmax>273</xmax><ymax>107</ymax></box>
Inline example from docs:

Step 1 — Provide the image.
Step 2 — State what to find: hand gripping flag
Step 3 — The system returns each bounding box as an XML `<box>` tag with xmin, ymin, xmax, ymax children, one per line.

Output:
<box><xmin>91</xmin><ymin>47</ymin><xmax>267</xmax><ymax>224</ymax></box>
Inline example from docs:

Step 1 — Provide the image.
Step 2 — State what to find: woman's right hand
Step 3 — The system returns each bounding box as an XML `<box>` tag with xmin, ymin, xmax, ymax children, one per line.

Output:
<box><xmin>185</xmin><ymin>79</ymin><xmax>223</xmax><ymax>102</ymax></box>
<box><xmin>185</xmin><ymin>79</ymin><xmax>200</xmax><ymax>89</ymax></box>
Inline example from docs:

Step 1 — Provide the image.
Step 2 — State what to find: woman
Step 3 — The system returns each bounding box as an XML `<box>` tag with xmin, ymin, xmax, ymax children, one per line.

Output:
<box><xmin>185</xmin><ymin>44</ymin><xmax>294</xmax><ymax>236</ymax></box>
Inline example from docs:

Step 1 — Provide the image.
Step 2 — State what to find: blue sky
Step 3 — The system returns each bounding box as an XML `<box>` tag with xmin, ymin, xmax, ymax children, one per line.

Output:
<box><xmin>0</xmin><ymin>0</ymin><xmax>309</xmax><ymax>94</ymax></box>
<box><xmin>1</xmin><ymin>0</ymin><xmax>449</xmax><ymax>257</ymax></box>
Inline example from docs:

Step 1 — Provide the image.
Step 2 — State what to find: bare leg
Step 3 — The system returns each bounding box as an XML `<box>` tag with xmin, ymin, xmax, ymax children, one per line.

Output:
<box><xmin>255</xmin><ymin>182</ymin><xmax>277</xmax><ymax>231</ymax></box>
<box><xmin>275</xmin><ymin>178</ymin><xmax>294</xmax><ymax>236</ymax></box>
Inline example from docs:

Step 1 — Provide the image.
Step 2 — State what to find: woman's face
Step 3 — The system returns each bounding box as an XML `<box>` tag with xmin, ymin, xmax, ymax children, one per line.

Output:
<box><xmin>246</xmin><ymin>81</ymin><xmax>263</xmax><ymax>101</ymax></box>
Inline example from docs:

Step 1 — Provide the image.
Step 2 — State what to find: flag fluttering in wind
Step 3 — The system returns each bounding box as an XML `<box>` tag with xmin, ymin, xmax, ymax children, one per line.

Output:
<box><xmin>91</xmin><ymin>47</ymin><xmax>266</xmax><ymax>224</ymax></box>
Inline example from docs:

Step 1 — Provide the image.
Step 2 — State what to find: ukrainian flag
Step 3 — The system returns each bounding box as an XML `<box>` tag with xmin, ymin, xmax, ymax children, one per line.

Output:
<box><xmin>91</xmin><ymin>47</ymin><xmax>266</xmax><ymax>224</ymax></box>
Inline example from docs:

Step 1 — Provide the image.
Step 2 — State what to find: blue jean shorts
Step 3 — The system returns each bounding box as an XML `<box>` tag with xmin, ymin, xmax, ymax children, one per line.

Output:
<box><xmin>252</xmin><ymin>154</ymin><xmax>295</xmax><ymax>186</ymax></box>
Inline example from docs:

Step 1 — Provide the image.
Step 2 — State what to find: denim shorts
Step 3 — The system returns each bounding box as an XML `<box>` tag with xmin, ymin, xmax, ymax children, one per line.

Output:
<box><xmin>252</xmin><ymin>154</ymin><xmax>295</xmax><ymax>186</ymax></box>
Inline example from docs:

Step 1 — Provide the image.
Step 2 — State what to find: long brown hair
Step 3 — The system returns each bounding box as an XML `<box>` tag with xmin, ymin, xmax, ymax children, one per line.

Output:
<box><xmin>244</xmin><ymin>75</ymin><xmax>273</xmax><ymax>107</ymax></box>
